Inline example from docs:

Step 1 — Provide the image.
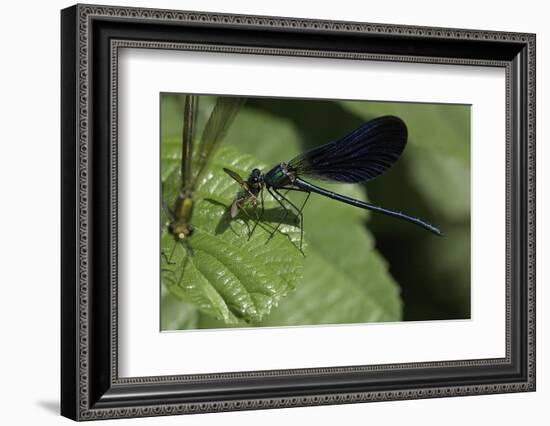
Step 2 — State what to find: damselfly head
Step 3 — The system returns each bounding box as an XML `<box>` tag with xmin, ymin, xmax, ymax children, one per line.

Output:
<box><xmin>247</xmin><ymin>168</ymin><xmax>263</xmax><ymax>187</ymax></box>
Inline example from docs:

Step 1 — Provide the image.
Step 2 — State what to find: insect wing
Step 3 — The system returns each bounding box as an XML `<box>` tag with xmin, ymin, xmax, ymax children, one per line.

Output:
<box><xmin>288</xmin><ymin>115</ymin><xmax>407</xmax><ymax>183</ymax></box>
<box><xmin>180</xmin><ymin>95</ymin><xmax>199</xmax><ymax>192</ymax></box>
<box><xmin>192</xmin><ymin>97</ymin><xmax>245</xmax><ymax>188</ymax></box>
<box><xmin>223</xmin><ymin>167</ymin><xmax>247</xmax><ymax>185</ymax></box>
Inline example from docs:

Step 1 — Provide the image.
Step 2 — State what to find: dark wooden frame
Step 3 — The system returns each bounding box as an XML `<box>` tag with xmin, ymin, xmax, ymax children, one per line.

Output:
<box><xmin>61</xmin><ymin>3</ymin><xmax>536</xmax><ymax>421</ymax></box>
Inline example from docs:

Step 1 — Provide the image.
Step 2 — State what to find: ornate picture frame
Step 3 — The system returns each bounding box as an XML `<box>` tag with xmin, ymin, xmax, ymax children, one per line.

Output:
<box><xmin>61</xmin><ymin>3</ymin><xmax>535</xmax><ymax>420</ymax></box>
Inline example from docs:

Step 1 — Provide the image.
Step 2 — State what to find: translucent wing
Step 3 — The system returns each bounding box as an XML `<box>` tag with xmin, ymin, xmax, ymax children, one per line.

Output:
<box><xmin>192</xmin><ymin>96</ymin><xmax>245</xmax><ymax>188</ymax></box>
<box><xmin>223</xmin><ymin>167</ymin><xmax>246</xmax><ymax>185</ymax></box>
<box><xmin>288</xmin><ymin>116</ymin><xmax>407</xmax><ymax>183</ymax></box>
<box><xmin>181</xmin><ymin>95</ymin><xmax>198</xmax><ymax>192</ymax></box>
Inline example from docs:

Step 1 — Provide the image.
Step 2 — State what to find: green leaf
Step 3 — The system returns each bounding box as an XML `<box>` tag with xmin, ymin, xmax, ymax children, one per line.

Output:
<box><xmin>161</xmin><ymin>146</ymin><xmax>305</xmax><ymax>326</ymax></box>
<box><xmin>196</xmin><ymin>183</ymin><xmax>402</xmax><ymax>328</ymax></box>
<box><xmin>257</xmin><ymin>184</ymin><xmax>402</xmax><ymax>326</ymax></box>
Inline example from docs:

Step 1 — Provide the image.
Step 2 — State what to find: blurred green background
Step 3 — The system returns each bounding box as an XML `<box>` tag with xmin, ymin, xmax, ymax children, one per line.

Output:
<box><xmin>160</xmin><ymin>94</ymin><xmax>470</xmax><ymax>330</ymax></box>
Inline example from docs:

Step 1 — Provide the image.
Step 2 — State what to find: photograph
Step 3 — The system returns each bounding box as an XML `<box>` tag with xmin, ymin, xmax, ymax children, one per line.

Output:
<box><xmin>160</xmin><ymin>94</ymin><xmax>471</xmax><ymax>331</ymax></box>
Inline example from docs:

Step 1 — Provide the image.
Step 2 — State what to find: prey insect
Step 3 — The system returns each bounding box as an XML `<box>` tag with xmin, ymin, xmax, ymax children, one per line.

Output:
<box><xmin>224</xmin><ymin>115</ymin><xmax>442</xmax><ymax>251</ymax></box>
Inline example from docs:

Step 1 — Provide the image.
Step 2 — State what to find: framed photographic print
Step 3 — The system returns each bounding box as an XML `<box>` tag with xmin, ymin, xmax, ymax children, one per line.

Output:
<box><xmin>61</xmin><ymin>3</ymin><xmax>536</xmax><ymax>421</ymax></box>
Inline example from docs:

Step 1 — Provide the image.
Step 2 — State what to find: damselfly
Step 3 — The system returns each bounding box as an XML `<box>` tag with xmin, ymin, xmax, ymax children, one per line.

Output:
<box><xmin>224</xmin><ymin>115</ymin><xmax>442</xmax><ymax>251</ymax></box>
<box><xmin>162</xmin><ymin>95</ymin><xmax>244</xmax><ymax>264</ymax></box>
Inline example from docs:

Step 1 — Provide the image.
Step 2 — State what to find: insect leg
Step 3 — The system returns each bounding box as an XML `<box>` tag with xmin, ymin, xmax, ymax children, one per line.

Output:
<box><xmin>266</xmin><ymin>186</ymin><xmax>291</xmax><ymax>239</ymax></box>
<box><xmin>249</xmin><ymin>188</ymin><xmax>265</xmax><ymax>239</ymax></box>
<box><xmin>161</xmin><ymin>198</ymin><xmax>175</xmax><ymax>224</ymax></box>
<box><xmin>295</xmin><ymin>192</ymin><xmax>311</xmax><ymax>251</ymax></box>
<box><xmin>272</xmin><ymin>188</ymin><xmax>310</xmax><ymax>252</ymax></box>
<box><xmin>162</xmin><ymin>241</ymin><xmax>178</xmax><ymax>265</ymax></box>
<box><xmin>161</xmin><ymin>256</ymin><xmax>178</xmax><ymax>283</ymax></box>
<box><xmin>161</xmin><ymin>242</ymin><xmax>181</xmax><ymax>285</ymax></box>
<box><xmin>235</xmin><ymin>200</ymin><xmax>255</xmax><ymax>237</ymax></box>
<box><xmin>275</xmin><ymin>187</ymin><xmax>310</xmax><ymax>217</ymax></box>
